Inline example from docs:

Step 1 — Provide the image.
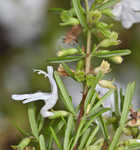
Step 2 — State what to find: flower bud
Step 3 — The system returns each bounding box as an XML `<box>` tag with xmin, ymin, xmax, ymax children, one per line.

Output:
<box><xmin>57</xmin><ymin>48</ymin><xmax>79</xmax><ymax>57</ymax></box>
<box><xmin>74</xmin><ymin>71</ymin><xmax>85</xmax><ymax>82</ymax></box>
<box><xmin>94</xmin><ymin>60</ymin><xmax>110</xmax><ymax>75</ymax></box>
<box><xmin>99</xmin><ymin>80</ymin><xmax>116</xmax><ymax>89</ymax></box>
<box><xmin>90</xmin><ymin>10</ymin><xmax>102</xmax><ymax>23</ymax></box>
<box><xmin>110</xmin><ymin>32</ymin><xmax>118</xmax><ymax>40</ymax></box>
<box><xmin>99</xmin><ymin>39</ymin><xmax>121</xmax><ymax>48</ymax></box>
<box><xmin>48</xmin><ymin>111</ymin><xmax>69</xmax><ymax>119</ymax></box>
<box><xmin>109</xmin><ymin>56</ymin><xmax>123</xmax><ymax>64</ymax></box>
<box><xmin>131</xmin><ymin>127</ymin><xmax>139</xmax><ymax>137</ymax></box>
<box><xmin>123</xmin><ymin>127</ymin><xmax>132</xmax><ymax>136</ymax></box>
<box><xmin>102</xmin><ymin>9</ymin><xmax>114</xmax><ymax>17</ymax></box>
<box><xmin>60</xmin><ymin>17</ymin><xmax>79</xmax><ymax>26</ymax></box>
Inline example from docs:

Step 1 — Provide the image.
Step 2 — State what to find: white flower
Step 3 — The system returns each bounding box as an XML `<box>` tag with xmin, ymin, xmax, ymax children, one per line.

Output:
<box><xmin>11</xmin><ymin>66</ymin><xmax>58</xmax><ymax>118</ymax></box>
<box><xmin>112</xmin><ymin>0</ymin><xmax>140</xmax><ymax>29</ymax></box>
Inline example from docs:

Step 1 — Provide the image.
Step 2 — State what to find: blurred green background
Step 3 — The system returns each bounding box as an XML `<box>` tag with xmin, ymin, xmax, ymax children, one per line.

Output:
<box><xmin>0</xmin><ymin>0</ymin><xmax>140</xmax><ymax>149</ymax></box>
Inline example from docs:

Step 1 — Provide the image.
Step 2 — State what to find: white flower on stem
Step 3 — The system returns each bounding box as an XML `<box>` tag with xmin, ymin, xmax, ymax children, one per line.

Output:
<box><xmin>11</xmin><ymin>66</ymin><xmax>58</xmax><ymax>118</ymax></box>
<box><xmin>112</xmin><ymin>0</ymin><xmax>140</xmax><ymax>29</ymax></box>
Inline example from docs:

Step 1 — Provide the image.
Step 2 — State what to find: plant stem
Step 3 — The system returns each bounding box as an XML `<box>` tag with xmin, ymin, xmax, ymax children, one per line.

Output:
<box><xmin>85</xmin><ymin>31</ymin><xmax>92</xmax><ymax>74</ymax></box>
<box><xmin>73</xmin><ymin>1</ymin><xmax>92</xmax><ymax>149</ymax></box>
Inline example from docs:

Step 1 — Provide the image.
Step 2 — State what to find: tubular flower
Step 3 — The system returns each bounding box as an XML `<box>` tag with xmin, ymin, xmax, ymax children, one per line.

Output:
<box><xmin>11</xmin><ymin>66</ymin><xmax>58</xmax><ymax>118</ymax></box>
<box><xmin>112</xmin><ymin>0</ymin><xmax>140</xmax><ymax>29</ymax></box>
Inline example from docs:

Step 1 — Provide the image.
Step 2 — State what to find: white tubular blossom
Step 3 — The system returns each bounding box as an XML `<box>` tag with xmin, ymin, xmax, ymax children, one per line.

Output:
<box><xmin>11</xmin><ymin>66</ymin><xmax>58</xmax><ymax>118</ymax></box>
<box><xmin>112</xmin><ymin>0</ymin><xmax>140</xmax><ymax>29</ymax></box>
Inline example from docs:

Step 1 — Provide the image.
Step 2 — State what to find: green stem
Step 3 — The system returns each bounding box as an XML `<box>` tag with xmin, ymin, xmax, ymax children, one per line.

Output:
<box><xmin>85</xmin><ymin>31</ymin><xmax>91</xmax><ymax>74</ymax></box>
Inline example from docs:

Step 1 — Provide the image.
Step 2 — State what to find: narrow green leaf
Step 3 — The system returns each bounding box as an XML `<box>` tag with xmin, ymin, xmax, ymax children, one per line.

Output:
<box><xmin>48</xmin><ymin>8</ymin><xmax>64</xmax><ymax>13</ymax></box>
<box><xmin>84</xmin><ymin>91</ymin><xmax>97</xmax><ymax>113</ymax></box>
<box><xmin>98</xmin><ymin>115</ymin><xmax>109</xmax><ymax>140</ymax></box>
<box><xmin>38</xmin><ymin>115</ymin><xmax>45</xmax><ymax>133</ymax></box>
<box><xmin>94</xmin><ymin>49</ymin><xmax>131</xmax><ymax>58</ymax></box>
<box><xmin>71</xmin><ymin>118</ymin><xmax>86</xmax><ymax>150</ymax></box>
<box><xmin>64</xmin><ymin>114</ymin><xmax>74</xmax><ymax>150</ymax></box>
<box><xmin>62</xmin><ymin>63</ymin><xmax>75</xmax><ymax>78</ymax></box>
<box><xmin>120</xmin><ymin>88</ymin><xmax>125</xmax><ymax>112</ymax></box>
<box><xmin>89</xmin><ymin>89</ymin><xmax>114</xmax><ymax>116</ymax></box>
<box><xmin>54</xmin><ymin>71</ymin><xmax>75</xmax><ymax>114</ymax></box>
<box><xmin>50</xmin><ymin>126</ymin><xmax>62</xmax><ymax>150</ymax></box>
<box><xmin>109</xmin><ymin>82</ymin><xmax>135</xmax><ymax>150</ymax></box>
<box><xmin>120</xmin><ymin>82</ymin><xmax>135</xmax><ymax>125</ymax></box>
<box><xmin>28</xmin><ymin>103</ymin><xmax>39</xmax><ymax>139</ymax></box>
<box><xmin>72</xmin><ymin>0</ymin><xmax>87</xmax><ymax>28</ymax></box>
<box><xmin>14</xmin><ymin>125</ymin><xmax>30</xmax><ymax>137</ymax></box>
<box><xmin>48</xmin><ymin>120</ymin><xmax>65</xmax><ymax>150</ymax></box>
<box><xmin>39</xmin><ymin>135</ymin><xmax>46</xmax><ymax>150</ymax></box>
<box><xmin>82</xmin><ymin>108</ymin><xmax>110</xmax><ymax>134</ymax></box>
<box><xmin>114</xmin><ymin>89</ymin><xmax>120</xmax><ymax>117</ymax></box>
<box><xmin>97</xmin><ymin>0</ymin><xmax>120</xmax><ymax>10</ymax></box>
<box><xmin>85</xmin><ymin>126</ymin><xmax>99</xmax><ymax>148</ymax></box>
<box><xmin>47</xmin><ymin>55</ymin><xmax>85</xmax><ymax>63</ymax></box>
<box><xmin>84</xmin><ymin>72</ymin><xmax>103</xmax><ymax>112</ymax></box>
<box><xmin>108</xmin><ymin>126</ymin><xmax>124</xmax><ymax>150</ymax></box>
<box><xmin>78</xmin><ymin>128</ymin><xmax>91</xmax><ymax>150</ymax></box>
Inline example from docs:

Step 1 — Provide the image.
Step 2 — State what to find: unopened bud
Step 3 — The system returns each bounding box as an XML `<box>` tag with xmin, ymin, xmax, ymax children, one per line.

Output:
<box><xmin>99</xmin><ymin>80</ymin><xmax>116</xmax><ymax>89</ymax></box>
<box><xmin>57</xmin><ymin>48</ymin><xmax>79</xmax><ymax>57</ymax></box>
<box><xmin>99</xmin><ymin>39</ymin><xmax>121</xmax><ymax>48</ymax></box>
<box><xmin>110</xmin><ymin>32</ymin><xmax>118</xmax><ymax>40</ymax></box>
<box><xmin>109</xmin><ymin>56</ymin><xmax>123</xmax><ymax>64</ymax></box>
<box><xmin>102</xmin><ymin>9</ymin><xmax>114</xmax><ymax>17</ymax></box>
<box><xmin>60</xmin><ymin>17</ymin><xmax>79</xmax><ymax>26</ymax></box>
<box><xmin>123</xmin><ymin>127</ymin><xmax>132</xmax><ymax>136</ymax></box>
<box><xmin>48</xmin><ymin>111</ymin><xmax>69</xmax><ymax>119</ymax></box>
<box><xmin>90</xmin><ymin>10</ymin><xmax>102</xmax><ymax>23</ymax></box>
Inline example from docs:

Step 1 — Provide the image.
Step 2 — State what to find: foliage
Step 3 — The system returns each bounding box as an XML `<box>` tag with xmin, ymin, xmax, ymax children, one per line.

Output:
<box><xmin>12</xmin><ymin>0</ymin><xmax>140</xmax><ymax>150</ymax></box>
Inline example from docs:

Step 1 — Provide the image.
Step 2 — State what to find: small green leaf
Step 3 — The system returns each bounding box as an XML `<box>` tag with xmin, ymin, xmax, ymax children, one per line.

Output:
<box><xmin>82</xmin><ymin>108</ymin><xmax>110</xmax><ymax>134</ymax></box>
<box><xmin>28</xmin><ymin>103</ymin><xmax>39</xmax><ymax>139</ymax></box>
<box><xmin>85</xmin><ymin>126</ymin><xmax>99</xmax><ymax>148</ymax></box>
<box><xmin>78</xmin><ymin>128</ymin><xmax>91</xmax><ymax>150</ymax></box>
<box><xmin>50</xmin><ymin>126</ymin><xmax>62</xmax><ymax>150</ymax></box>
<box><xmin>71</xmin><ymin>118</ymin><xmax>86</xmax><ymax>150</ymax></box>
<box><xmin>39</xmin><ymin>135</ymin><xmax>46</xmax><ymax>150</ymax></box>
<box><xmin>89</xmin><ymin>89</ymin><xmax>114</xmax><ymax>116</ymax></box>
<box><xmin>97</xmin><ymin>0</ymin><xmax>120</xmax><ymax>10</ymax></box>
<box><xmin>64</xmin><ymin>114</ymin><xmax>74</xmax><ymax>150</ymax></box>
<box><xmin>98</xmin><ymin>115</ymin><xmax>109</xmax><ymax>140</ymax></box>
<box><xmin>72</xmin><ymin>0</ymin><xmax>87</xmax><ymax>28</ymax></box>
<box><xmin>114</xmin><ymin>89</ymin><xmax>120</xmax><ymax>117</ymax></box>
<box><xmin>109</xmin><ymin>82</ymin><xmax>136</xmax><ymax>150</ymax></box>
<box><xmin>47</xmin><ymin>55</ymin><xmax>85</xmax><ymax>63</ymax></box>
<box><xmin>38</xmin><ymin>115</ymin><xmax>45</xmax><ymax>133</ymax></box>
<box><xmin>120</xmin><ymin>82</ymin><xmax>135</xmax><ymax>125</ymax></box>
<box><xmin>94</xmin><ymin>49</ymin><xmax>131</xmax><ymax>58</ymax></box>
<box><xmin>54</xmin><ymin>71</ymin><xmax>75</xmax><ymax>114</ymax></box>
